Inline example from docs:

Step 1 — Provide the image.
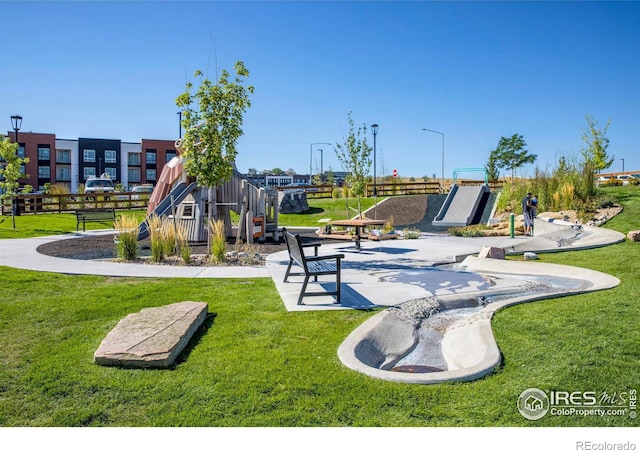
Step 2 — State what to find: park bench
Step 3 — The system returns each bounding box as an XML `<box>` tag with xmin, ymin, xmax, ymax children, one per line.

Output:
<box><xmin>283</xmin><ymin>228</ymin><xmax>345</xmax><ymax>305</ymax></box>
<box><xmin>75</xmin><ymin>208</ymin><xmax>116</xmax><ymax>232</ymax></box>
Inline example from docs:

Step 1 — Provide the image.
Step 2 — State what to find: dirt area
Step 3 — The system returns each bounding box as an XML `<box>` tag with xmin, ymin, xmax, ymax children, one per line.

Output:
<box><xmin>36</xmin><ymin>196</ymin><xmax>622</xmax><ymax>264</ymax></box>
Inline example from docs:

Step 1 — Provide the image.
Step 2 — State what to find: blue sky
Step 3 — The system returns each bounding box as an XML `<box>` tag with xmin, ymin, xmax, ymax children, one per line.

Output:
<box><xmin>2</xmin><ymin>1</ymin><xmax>639</xmax><ymax>179</ymax></box>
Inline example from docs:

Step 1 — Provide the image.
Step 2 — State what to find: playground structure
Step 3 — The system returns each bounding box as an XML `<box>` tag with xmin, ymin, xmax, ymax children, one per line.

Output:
<box><xmin>138</xmin><ymin>140</ymin><xmax>280</xmax><ymax>243</ymax></box>
<box><xmin>431</xmin><ymin>168</ymin><xmax>492</xmax><ymax>228</ymax></box>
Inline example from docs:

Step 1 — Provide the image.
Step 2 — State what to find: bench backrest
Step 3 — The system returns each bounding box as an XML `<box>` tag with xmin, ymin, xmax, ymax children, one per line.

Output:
<box><xmin>284</xmin><ymin>229</ymin><xmax>307</xmax><ymax>270</ymax></box>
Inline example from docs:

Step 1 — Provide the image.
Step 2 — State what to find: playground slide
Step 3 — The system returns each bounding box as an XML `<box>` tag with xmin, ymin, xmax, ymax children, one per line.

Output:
<box><xmin>147</xmin><ymin>156</ymin><xmax>185</xmax><ymax>215</ymax></box>
<box><xmin>138</xmin><ymin>182</ymin><xmax>198</xmax><ymax>240</ymax></box>
<box><xmin>432</xmin><ymin>184</ymin><xmax>490</xmax><ymax>227</ymax></box>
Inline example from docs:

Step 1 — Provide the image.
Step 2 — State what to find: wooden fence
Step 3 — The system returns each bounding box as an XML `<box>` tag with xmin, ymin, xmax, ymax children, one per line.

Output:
<box><xmin>1</xmin><ymin>192</ymin><xmax>150</xmax><ymax>215</ymax></box>
<box><xmin>277</xmin><ymin>184</ymin><xmax>333</xmax><ymax>199</ymax></box>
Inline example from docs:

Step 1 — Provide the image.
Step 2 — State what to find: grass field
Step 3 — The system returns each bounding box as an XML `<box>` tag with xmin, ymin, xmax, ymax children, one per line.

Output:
<box><xmin>0</xmin><ymin>188</ymin><xmax>639</xmax><ymax>428</ymax></box>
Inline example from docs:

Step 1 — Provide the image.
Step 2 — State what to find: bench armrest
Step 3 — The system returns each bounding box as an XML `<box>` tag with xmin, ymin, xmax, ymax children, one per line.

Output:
<box><xmin>305</xmin><ymin>253</ymin><xmax>344</xmax><ymax>262</ymax></box>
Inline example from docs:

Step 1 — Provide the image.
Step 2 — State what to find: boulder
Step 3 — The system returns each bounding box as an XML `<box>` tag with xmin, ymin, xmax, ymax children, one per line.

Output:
<box><xmin>477</xmin><ymin>246</ymin><xmax>506</xmax><ymax>260</ymax></box>
<box><xmin>627</xmin><ymin>230</ymin><xmax>640</xmax><ymax>242</ymax></box>
<box><xmin>524</xmin><ymin>252</ymin><xmax>539</xmax><ymax>260</ymax></box>
<box><xmin>94</xmin><ymin>301</ymin><xmax>208</xmax><ymax>369</ymax></box>
<box><xmin>278</xmin><ymin>190</ymin><xmax>309</xmax><ymax>214</ymax></box>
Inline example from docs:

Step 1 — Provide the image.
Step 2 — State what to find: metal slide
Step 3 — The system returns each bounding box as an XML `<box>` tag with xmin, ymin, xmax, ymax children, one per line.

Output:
<box><xmin>431</xmin><ymin>184</ymin><xmax>490</xmax><ymax>227</ymax></box>
<box><xmin>137</xmin><ymin>182</ymin><xmax>198</xmax><ymax>240</ymax></box>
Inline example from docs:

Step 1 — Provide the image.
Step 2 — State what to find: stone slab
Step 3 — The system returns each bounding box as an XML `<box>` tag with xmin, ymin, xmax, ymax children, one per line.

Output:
<box><xmin>94</xmin><ymin>301</ymin><xmax>208</xmax><ymax>368</ymax></box>
<box><xmin>627</xmin><ymin>230</ymin><xmax>640</xmax><ymax>242</ymax></box>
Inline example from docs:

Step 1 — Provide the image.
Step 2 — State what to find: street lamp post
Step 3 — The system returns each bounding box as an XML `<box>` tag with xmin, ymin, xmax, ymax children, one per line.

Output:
<box><xmin>421</xmin><ymin>128</ymin><xmax>445</xmax><ymax>191</ymax></box>
<box><xmin>177</xmin><ymin>111</ymin><xmax>182</xmax><ymax>139</ymax></box>
<box><xmin>317</xmin><ymin>148</ymin><xmax>323</xmax><ymax>182</ymax></box>
<box><xmin>371</xmin><ymin>124</ymin><xmax>378</xmax><ymax>197</ymax></box>
<box><xmin>310</xmin><ymin>142</ymin><xmax>331</xmax><ymax>184</ymax></box>
<box><xmin>371</xmin><ymin>124</ymin><xmax>378</xmax><ymax>219</ymax></box>
<box><xmin>621</xmin><ymin>158</ymin><xmax>625</xmax><ymax>173</ymax></box>
<box><xmin>10</xmin><ymin>115</ymin><xmax>23</xmax><ymax>222</ymax></box>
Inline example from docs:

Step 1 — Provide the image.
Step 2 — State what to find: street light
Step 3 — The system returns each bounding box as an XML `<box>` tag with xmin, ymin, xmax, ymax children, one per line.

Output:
<box><xmin>310</xmin><ymin>142</ymin><xmax>331</xmax><ymax>184</ymax></box>
<box><xmin>421</xmin><ymin>128</ymin><xmax>445</xmax><ymax>190</ymax></box>
<box><xmin>317</xmin><ymin>148</ymin><xmax>323</xmax><ymax>182</ymax></box>
<box><xmin>177</xmin><ymin>111</ymin><xmax>182</xmax><ymax>139</ymax></box>
<box><xmin>9</xmin><ymin>115</ymin><xmax>23</xmax><ymax>221</ymax></box>
<box><xmin>371</xmin><ymin>124</ymin><xmax>378</xmax><ymax>198</ymax></box>
<box><xmin>10</xmin><ymin>115</ymin><xmax>22</xmax><ymax>143</ymax></box>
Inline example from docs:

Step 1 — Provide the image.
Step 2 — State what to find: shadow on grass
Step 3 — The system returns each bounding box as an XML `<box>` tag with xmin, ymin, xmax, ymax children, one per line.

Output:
<box><xmin>173</xmin><ymin>312</ymin><xmax>218</xmax><ymax>368</ymax></box>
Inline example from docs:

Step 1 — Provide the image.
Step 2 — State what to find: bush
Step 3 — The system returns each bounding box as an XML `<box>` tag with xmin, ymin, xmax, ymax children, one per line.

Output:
<box><xmin>146</xmin><ymin>215</ymin><xmax>166</xmax><ymax>263</ymax></box>
<box><xmin>114</xmin><ymin>215</ymin><xmax>139</xmax><ymax>261</ymax></box>
<box><xmin>401</xmin><ymin>228</ymin><xmax>421</xmax><ymax>239</ymax></box>
<box><xmin>448</xmin><ymin>224</ymin><xmax>489</xmax><ymax>237</ymax></box>
<box><xmin>209</xmin><ymin>219</ymin><xmax>227</xmax><ymax>263</ymax></box>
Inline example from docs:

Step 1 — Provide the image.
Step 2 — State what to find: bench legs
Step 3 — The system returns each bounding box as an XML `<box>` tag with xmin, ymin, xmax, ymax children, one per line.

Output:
<box><xmin>285</xmin><ymin>259</ymin><xmax>342</xmax><ymax>306</ymax></box>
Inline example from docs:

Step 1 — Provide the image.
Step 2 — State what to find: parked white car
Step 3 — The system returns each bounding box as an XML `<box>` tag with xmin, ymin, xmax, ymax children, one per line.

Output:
<box><xmin>84</xmin><ymin>176</ymin><xmax>115</xmax><ymax>194</ymax></box>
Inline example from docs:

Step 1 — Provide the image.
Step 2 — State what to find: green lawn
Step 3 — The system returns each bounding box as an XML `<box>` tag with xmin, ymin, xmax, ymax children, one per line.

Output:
<box><xmin>0</xmin><ymin>189</ymin><xmax>639</xmax><ymax>426</ymax></box>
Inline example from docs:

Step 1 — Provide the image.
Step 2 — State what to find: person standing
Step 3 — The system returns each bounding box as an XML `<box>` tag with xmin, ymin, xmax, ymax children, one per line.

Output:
<box><xmin>522</xmin><ymin>192</ymin><xmax>533</xmax><ymax>236</ymax></box>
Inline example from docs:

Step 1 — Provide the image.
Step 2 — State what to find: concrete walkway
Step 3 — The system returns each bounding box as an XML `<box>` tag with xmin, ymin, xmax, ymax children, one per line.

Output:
<box><xmin>0</xmin><ymin>219</ymin><xmax>625</xmax><ymax>312</ymax></box>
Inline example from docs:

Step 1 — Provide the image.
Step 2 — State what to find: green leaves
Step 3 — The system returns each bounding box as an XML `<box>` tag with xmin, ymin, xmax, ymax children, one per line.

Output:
<box><xmin>581</xmin><ymin>115</ymin><xmax>613</xmax><ymax>173</ymax></box>
<box><xmin>489</xmin><ymin>133</ymin><xmax>537</xmax><ymax>180</ymax></box>
<box><xmin>0</xmin><ymin>135</ymin><xmax>29</xmax><ymax>200</ymax></box>
<box><xmin>176</xmin><ymin>61</ymin><xmax>254</xmax><ymax>188</ymax></box>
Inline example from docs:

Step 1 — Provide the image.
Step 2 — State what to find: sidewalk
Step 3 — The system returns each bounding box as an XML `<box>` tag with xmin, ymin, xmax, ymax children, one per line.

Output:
<box><xmin>0</xmin><ymin>220</ymin><xmax>625</xmax><ymax>312</ymax></box>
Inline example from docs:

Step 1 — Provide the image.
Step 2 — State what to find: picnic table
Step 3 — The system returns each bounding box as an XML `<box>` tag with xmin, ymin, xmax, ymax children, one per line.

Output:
<box><xmin>323</xmin><ymin>219</ymin><xmax>387</xmax><ymax>250</ymax></box>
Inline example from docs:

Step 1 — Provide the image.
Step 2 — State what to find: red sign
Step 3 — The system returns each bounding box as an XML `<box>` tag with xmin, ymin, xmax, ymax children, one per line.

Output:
<box><xmin>392</xmin><ymin>169</ymin><xmax>398</xmax><ymax>178</ymax></box>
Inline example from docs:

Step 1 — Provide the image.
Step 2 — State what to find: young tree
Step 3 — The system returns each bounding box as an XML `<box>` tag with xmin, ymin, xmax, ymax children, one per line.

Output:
<box><xmin>485</xmin><ymin>151</ymin><xmax>500</xmax><ymax>182</ymax></box>
<box><xmin>490</xmin><ymin>134</ymin><xmax>537</xmax><ymax>180</ymax></box>
<box><xmin>334</xmin><ymin>112</ymin><xmax>372</xmax><ymax>217</ymax></box>
<box><xmin>176</xmin><ymin>61</ymin><xmax>253</xmax><ymax>240</ymax></box>
<box><xmin>0</xmin><ymin>135</ymin><xmax>29</xmax><ymax>228</ymax></box>
<box><xmin>581</xmin><ymin>115</ymin><xmax>613</xmax><ymax>173</ymax></box>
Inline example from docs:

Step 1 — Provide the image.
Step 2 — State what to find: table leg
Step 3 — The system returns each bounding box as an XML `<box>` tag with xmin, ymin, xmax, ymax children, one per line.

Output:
<box><xmin>355</xmin><ymin>227</ymin><xmax>361</xmax><ymax>251</ymax></box>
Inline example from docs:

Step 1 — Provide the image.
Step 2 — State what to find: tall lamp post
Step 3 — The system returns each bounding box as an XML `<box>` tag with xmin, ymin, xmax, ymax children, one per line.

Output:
<box><xmin>371</xmin><ymin>124</ymin><xmax>379</xmax><ymax>219</ymax></box>
<box><xmin>10</xmin><ymin>115</ymin><xmax>23</xmax><ymax>222</ymax></box>
<box><xmin>620</xmin><ymin>158</ymin><xmax>625</xmax><ymax>173</ymax></box>
<box><xmin>177</xmin><ymin>111</ymin><xmax>182</xmax><ymax>139</ymax></box>
<box><xmin>310</xmin><ymin>142</ymin><xmax>331</xmax><ymax>184</ymax></box>
<box><xmin>317</xmin><ymin>148</ymin><xmax>323</xmax><ymax>182</ymax></box>
<box><xmin>421</xmin><ymin>128</ymin><xmax>445</xmax><ymax>190</ymax></box>
<box><xmin>371</xmin><ymin>124</ymin><xmax>378</xmax><ymax>197</ymax></box>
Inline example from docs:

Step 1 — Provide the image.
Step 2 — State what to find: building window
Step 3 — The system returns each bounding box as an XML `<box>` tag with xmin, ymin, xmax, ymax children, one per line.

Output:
<box><xmin>84</xmin><ymin>149</ymin><xmax>96</xmax><ymax>162</ymax></box>
<box><xmin>146</xmin><ymin>151</ymin><xmax>157</xmax><ymax>164</ymax></box>
<box><xmin>17</xmin><ymin>145</ymin><xmax>25</xmax><ymax>158</ymax></box>
<box><xmin>105</xmin><ymin>150</ymin><xmax>117</xmax><ymax>163</ymax></box>
<box><xmin>84</xmin><ymin>167</ymin><xmax>96</xmax><ymax>179</ymax></box>
<box><xmin>38</xmin><ymin>146</ymin><xmax>51</xmax><ymax>160</ymax></box>
<box><xmin>19</xmin><ymin>165</ymin><xmax>26</xmax><ymax>175</ymax></box>
<box><xmin>56</xmin><ymin>166</ymin><xmax>71</xmax><ymax>181</ymax></box>
<box><xmin>128</xmin><ymin>152</ymin><xmax>141</xmax><ymax>166</ymax></box>
<box><xmin>38</xmin><ymin>166</ymin><xmax>51</xmax><ymax>178</ymax></box>
<box><xmin>105</xmin><ymin>167</ymin><xmax>116</xmax><ymax>180</ymax></box>
<box><xmin>146</xmin><ymin>169</ymin><xmax>157</xmax><ymax>181</ymax></box>
<box><xmin>166</xmin><ymin>151</ymin><xmax>176</xmax><ymax>162</ymax></box>
<box><xmin>56</xmin><ymin>149</ymin><xmax>71</xmax><ymax>164</ymax></box>
<box><xmin>128</xmin><ymin>167</ymin><xmax>141</xmax><ymax>183</ymax></box>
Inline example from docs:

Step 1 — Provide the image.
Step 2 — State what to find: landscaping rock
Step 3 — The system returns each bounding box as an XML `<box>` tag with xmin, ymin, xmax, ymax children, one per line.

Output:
<box><xmin>524</xmin><ymin>252</ymin><xmax>539</xmax><ymax>260</ymax></box>
<box><xmin>278</xmin><ymin>190</ymin><xmax>309</xmax><ymax>214</ymax></box>
<box><xmin>627</xmin><ymin>230</ymin><xmax>640</xmax><ymax>242</ymax></box>
<box><xmin>477</xmin><ymin>246</ymin><xmax>505</xmax><ymax>259</ymax></box>
<box><xmin>94</xmin><ymin>301</ymin><xmax>208</xmax><ymax>368</ymax></box>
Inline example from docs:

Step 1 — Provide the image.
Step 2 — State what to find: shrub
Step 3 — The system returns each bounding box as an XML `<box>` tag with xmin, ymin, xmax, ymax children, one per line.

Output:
<box><xmin>401</xmin><ymin>228</ymin><xmax>421</xmax><ymax>239</ymax></box>
<box><xmin>209</xmin><ymin>219</ymin><xmax>227</xmax><ymax>263</ymax></box>
<box><xmin>449</xmin><ymin>224</ymin><xmax>490</xmax><ymax>237</ymax></box>
<box><xmin>114</xmin><ymin>215</ymin><xmax>139</xmax><ymax>261</ymax></box>
<box><xmin>146</xmin><ymin>215</ymin><xmax>166</xmax><ymax>263</ymax></box>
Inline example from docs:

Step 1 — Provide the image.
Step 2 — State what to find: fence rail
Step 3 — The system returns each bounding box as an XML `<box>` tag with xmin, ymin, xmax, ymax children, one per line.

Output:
<box><xmin>277</xmin><ymin>184</ymin><xmax>333</xmax><ymax>199</ymax></box>
<box><xmin>366</xmin><ymin>181</ymin><xmax>442</xmax><ymax>196</ymax></box>
<box><xmin>1</xmin><ymin>192</ymin><xmax>150</xmax><ymax>215</ymax></box>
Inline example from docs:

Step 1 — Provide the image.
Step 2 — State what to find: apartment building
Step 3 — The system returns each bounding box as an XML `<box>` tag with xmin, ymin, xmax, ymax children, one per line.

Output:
<box><xmin>4</xmin><ymin>131</ymin><xmax>176</xmax><ymax>192</ymax></box>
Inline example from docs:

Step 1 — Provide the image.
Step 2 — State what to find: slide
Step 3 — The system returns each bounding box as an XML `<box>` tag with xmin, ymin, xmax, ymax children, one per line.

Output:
<box><xmin>147</xmin><ymin>156</ymin><xmax>185</xmax><ymax>215</ymax></box>
<box><xmin>138</xmin><ymin>182</ymin><xmax>198</xmax><ymax>240</ymax></box>
<box><xmin>432</xmin><ymin>184</ymin><xmax>490</xmax><ymax>227</ymax></box>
